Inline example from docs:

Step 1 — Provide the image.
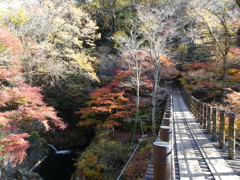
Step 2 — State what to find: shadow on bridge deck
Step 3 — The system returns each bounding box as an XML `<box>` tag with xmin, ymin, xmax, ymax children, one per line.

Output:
<box><xmin>144</xmin><ymin>90</ymin><xmax>240</xmax><ymax>180</ymax></box>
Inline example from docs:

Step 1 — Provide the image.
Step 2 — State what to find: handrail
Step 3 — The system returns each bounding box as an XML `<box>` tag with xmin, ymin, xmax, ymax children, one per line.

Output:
<box><xmin>144</xmin><ymin>90</ymin><xmax>174</xmax><ymax>180</ymax></box>
<box><xmin>181</xmin><ymin>86</ymin><xmax>240</xmax><ymax>160</ymax></box>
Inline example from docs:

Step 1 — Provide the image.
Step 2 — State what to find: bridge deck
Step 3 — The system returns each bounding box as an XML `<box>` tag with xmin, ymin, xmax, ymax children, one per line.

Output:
<box><xmin>144</xmin><ymin>90</ymin><xmax>240</xmax><ymax>180</ymax></box>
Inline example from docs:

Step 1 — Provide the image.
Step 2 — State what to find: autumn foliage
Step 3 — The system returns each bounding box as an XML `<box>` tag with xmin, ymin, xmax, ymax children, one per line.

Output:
<box><xmin>74</xmin><ymin>140</ymin><xmax>128</xmax><ymax>180</ymax></box>
<box><xmin>0</xmin><ymin>28</ymin><xmax>66</xmax><ymax>166</ymax></box>
<box><xmin>77</xmin><ymin>70</ymin><xmax>134</xmax><ymax>130</ymax></box>
<box><xmin>123</xmin><ymin>145</ymin><xmax>152</xmax><ymax>180</ymax></box>
<box><xmin>180</xmin><ymin>48</ymin><xmax>240</xmax><ymax>133</ymax></box>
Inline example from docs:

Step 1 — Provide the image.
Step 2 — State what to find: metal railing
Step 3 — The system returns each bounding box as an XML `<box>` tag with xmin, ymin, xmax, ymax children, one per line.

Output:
<box><xmin>181</xmin><ymin>86</ymin><xmax>240</xmax><ymax>160</ymax></box>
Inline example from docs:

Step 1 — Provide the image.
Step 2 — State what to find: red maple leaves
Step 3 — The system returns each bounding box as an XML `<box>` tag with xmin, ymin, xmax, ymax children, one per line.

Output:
<box><xmin>77</xmin><ymin>70</ymin><xmax>134</xmax><ymax>130</ymax></box>
<box><xmin>0</xmin><ymin>28</ymin><xmax>66</xmax><ymax>166</ymax></box>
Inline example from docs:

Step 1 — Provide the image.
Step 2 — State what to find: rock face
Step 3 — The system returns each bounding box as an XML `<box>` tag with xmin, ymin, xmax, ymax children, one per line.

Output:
<box><xmin>0</xmin><ymin>167</ymin><xmax>43</xmax><ymax>180</ymax></box>
<box><xmin>15</xmin><ymin>169</ymin><xmax>44</xmax><ymax>180</ymax></box>
<box><xmin>0</xmin><ymin>141</ymin><xmax>48</xmax><ymax>180</ymax></box>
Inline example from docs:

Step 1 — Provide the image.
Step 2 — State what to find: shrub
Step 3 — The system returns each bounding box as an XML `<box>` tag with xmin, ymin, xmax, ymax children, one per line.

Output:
<box><xmin>75</xmin><ymin>140</ymin><xmax>129</xmax><ymax>180</ymax></box>
<box><xmin>123</xmin><ymin>144</ymin><xmax>153</xmax><ymax>180</ymax></box>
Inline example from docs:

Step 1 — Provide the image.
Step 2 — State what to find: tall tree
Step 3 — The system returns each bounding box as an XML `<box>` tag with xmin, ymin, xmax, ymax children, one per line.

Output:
<box><xmin>114</xmin><ymin>28</ymin><xmax>153</xmax><ymax>143</ymax></box>
<box><xmin>0</xmin><ymin>0</ymin><xmax>101</xmax><ymax>87</ymax></box>
<box><xmin>187</xmin><ymin>0</ymin><xmax>240</xmax><ymax>101</ymax></box>
<box><xmin>136</xmin><ymin>4</ymin><xmax>180</xmax><ymax>138</ymax></box>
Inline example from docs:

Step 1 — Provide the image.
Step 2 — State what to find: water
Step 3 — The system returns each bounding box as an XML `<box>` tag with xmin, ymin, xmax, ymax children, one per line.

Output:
<box><xmin>48</xmin><ymin>144</ymin><xmax>72</xmax><ymax>154</ymax></box>
<box><xmin>34</xmin><ymin>146</ymin><xmax>77</xmax><ymax>180</ymax></box>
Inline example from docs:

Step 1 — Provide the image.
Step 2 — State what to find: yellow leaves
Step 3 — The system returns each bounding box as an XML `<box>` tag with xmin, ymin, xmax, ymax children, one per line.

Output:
<box><xmin>0</xmin><ymin>5</ymin><xmax>29</xmax><ymax>27</ymax></box>
<box><xmin>73</xmin><ymin>38</ymin><xmax>83</xmax><ymax>49</ymax></box>
<box><xmin>0</xmin><ymin>0</ymin><xmax>101</xmax><ymax>85</ymax></box>
<box><xmin>228</xmin><ymin>68</ymin><xmax>238</xmax><ymax>74</ymax></box>
<box><xmin>68</xmin><ymin>52</ymin><xmax>100</xmax><ymax>82</ymax></box>
<box><xmin>0</xmin><ymin>43</ymin><xmax>6</xmax><ymax>52</ymax></box>
<box><xmin>37</xmin><ymin>67</ymin><xmax>48</xmax><ymax>73</ymax></box>
<box><xmin>188</xmin><ymin>0</ymin><xmax>238</xmax><ymax>47</ymax></box>
<box><xmin>13</xmin><ymin>97</ymin><xmax>27</xmax><ymax>105</ymax></box>
<box><xmin>178</xmin><ymin>43</ymin><xmax>188</xmax><ymax>54</ymax></box>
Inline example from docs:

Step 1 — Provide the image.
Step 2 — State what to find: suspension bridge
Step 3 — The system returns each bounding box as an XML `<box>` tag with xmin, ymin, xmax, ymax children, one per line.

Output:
<box><xmin>144</xmin><ymin>87</ymin><xmax>240</xmax><ymax>180</ymax></box>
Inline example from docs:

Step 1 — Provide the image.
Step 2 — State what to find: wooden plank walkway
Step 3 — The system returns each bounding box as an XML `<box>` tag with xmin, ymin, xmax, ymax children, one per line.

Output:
<box><xmin>173</xmin><ymin>94</ymin><xmax>205</xmax><ymax>180</ymax></box>
<box><xmin>144</xmin><ymin>90</ymin><xmax>240</xmax><ymax>180</ymax></box>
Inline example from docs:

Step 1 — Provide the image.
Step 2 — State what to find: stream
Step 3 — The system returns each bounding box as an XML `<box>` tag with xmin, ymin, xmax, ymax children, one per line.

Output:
<box><xmin>34</xmin><ymin>145</ymin><xmax>79</xmax><ymax>180</ymax></box>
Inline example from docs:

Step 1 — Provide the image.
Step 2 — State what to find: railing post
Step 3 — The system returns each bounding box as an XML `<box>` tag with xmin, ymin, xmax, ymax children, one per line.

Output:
<box><xmin>219</xmin><ymin>110</ymin><xmax>225</xmax><ymax>148</ymax></box>
<box><xmin>195</xmin><ymin>99</ymin><xmax>199</xmax><ymax>118</ymax></box>
<box><xmin>190</xmin><ymin>96</ymin><xmax>194</xmax><ymax>113</ymax></box>
<box><xmin>153</xmin><ymin>142</ymin><xmax>172</xmax><ymax>180</ymax></box>
<box><xmin>207</xmin><ymin>105</ymin><xmax>212</xmax><ymax>134</ymax></box>
<box><xmin>200</xmin><ymin>102</ymin><xmax>204</xmax><ymax>125</ymax></box>
<box><xmin>212</xmin><ymin>108</ymin><xmax>218</xmax><ymax>141</ymax></box>
<box><xmin>192</xmin><ymin>97</ymin><xmax>197</xmax><ymax>117</ymax></box>
<box><xmin>196</xmin><ymin>100</ymin><xmax>200</xmax><ymax>122</ymax></box>
<box><xmin>160</xmin><ymin>126</ymin><xmax>172</xmax><ymax>142</ymax></box>
<box><xmin>163</xmin><ymin>117</ymin><xmax>171</xmax><ymax>126</ymax></box>
<box><xmin>228</xmin><ymin>113</ymin><xmax>236</xmax><ymax>160</ymax></box>
<box><xmin>203</xmin><ymin>103</ymin><xmax>207</xmax><ymax>129</ymax></box>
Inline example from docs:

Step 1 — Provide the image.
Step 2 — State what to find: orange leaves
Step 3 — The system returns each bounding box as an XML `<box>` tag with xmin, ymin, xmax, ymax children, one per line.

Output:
<box><xmin>228</xmin><ymin>47</ymin><xmax>240</xmax><ymax>65</ymax></box>
<box><xmin>114</xmin><ymin>70</ymin><xmax>133</xmax><ymax>81</ymax></box>
<box><xmin>183</xmin><ymin>60</ymin><xmax>210</xmax><ymax>71</ymax></box>
<box><xmin>78</xmin><ymin>119</ymin><xmax>97</xmax><ymax>127</ymax></box>
<box><xmin>225</xmin><ymin>88</ymin><xmax>240</xmax><ymax>113</ymax></box>
<box><xmin>86</xmin><ymin>89</ymin><xmax>128</xmax><ymax>113</ymax></box>
<box><xmin>103</xmin><ymin>120</ymin><xmax>121</xmax><ymax>129</ymax></box>
<box><xmin>78</xmin><ymin>71</ymin><xmax>134</xmax><ymax>129</ymax></box>
<box><xmin>229</xmin><ymin>47</ymin><xmax>240</xmax><ymax>55</ymax></box>
<box><xmin>96</xmin><ymin>164</ymin><xmax>104</xmax><ymax>171</ymax></box>
<box><xmin>158</xmin><ymin>54</ymin><xmax>173</xmax><ymax>67</ymax></box>
<box><xmin>196</xmin><ymin>81</ymin><xmax>217</xmax><ymax>88</ymax></box>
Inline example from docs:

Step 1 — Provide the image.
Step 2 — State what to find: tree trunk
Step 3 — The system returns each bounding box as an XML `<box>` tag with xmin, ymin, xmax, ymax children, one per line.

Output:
<box><xmin>152</xmin><ymin>68</ymin><xmax>159</xmax><ymax>139</ymax></box>
<box><xmin>130</xmin><ymin>76</ymin><xmax>140</xmax><ymax>145</ymax></box>
<box><xmin>221</xmin><ymin>55</ymin><xmax>228</xmax><ymax>102</ymax></box>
